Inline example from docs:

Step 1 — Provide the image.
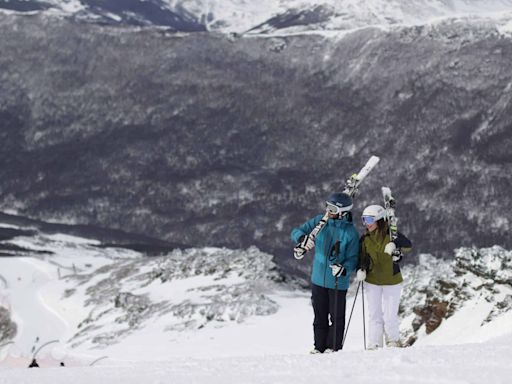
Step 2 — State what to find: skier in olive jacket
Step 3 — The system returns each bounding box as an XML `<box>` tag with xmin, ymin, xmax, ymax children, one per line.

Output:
<box><xmin>291</xmin><ymin>192</ymin><xmax>359</xmax><ymax>353</ymax></box>
<box><xmin>356</xmin><ymin>204</ymin><xmax>412</xmax><ymax>349</ymax></box>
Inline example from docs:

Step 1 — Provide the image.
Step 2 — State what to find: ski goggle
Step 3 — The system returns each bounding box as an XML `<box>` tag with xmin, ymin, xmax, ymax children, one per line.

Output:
<box><xmin>326</xmin><ymin>202</ymin><xmax>343</xmax><ymax>215</ymax></box>
<box><xmin>362</xmin><ymin>215</ymin><xmax>376</xmax><ymax>225</ymax></box>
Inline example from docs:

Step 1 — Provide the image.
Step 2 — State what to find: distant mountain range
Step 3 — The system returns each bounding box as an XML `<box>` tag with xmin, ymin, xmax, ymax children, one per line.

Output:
<box><xmin>1</xmin><ymin>3</ymin><xmax>512</xmax><ymax>275</ymax></box>
<box><xmin>2</xmin><ymin>0</ymin><xmax>512</xmax><ymax>33</ymax></box>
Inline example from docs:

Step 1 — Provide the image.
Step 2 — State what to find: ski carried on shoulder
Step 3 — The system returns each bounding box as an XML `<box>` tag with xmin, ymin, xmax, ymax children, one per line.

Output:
<box><xmin>343</xmin><ymin>155</ymin><xmax>380</xmax><ymax>198</ymax></box>
<box><xmin>381</xmin><ymin>186</ymin><xmax>402</xmax><ymax>262</ymax></box>
<box><xmin>294</xmin><ymin>156</ymin><xmax>380</xmax><ymax>259</ymax></box>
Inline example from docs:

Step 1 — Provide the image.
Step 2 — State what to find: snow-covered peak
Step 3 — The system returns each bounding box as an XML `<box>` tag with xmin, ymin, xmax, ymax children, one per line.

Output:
<box><xmin>242</xmin><ymin>0</ymin><xmax>512</xmax><ymax>34</ymax></box>
<box><xmin>2</xmin><ymin>0</ymin><xmax>512</xmax><ymax>33</ymax></box>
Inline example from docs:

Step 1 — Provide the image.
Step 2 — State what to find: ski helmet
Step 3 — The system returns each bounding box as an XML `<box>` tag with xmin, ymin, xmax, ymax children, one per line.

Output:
<box><xmin>325</xmin><ymin>192</ymin><xmax>353</xmax><ymax>214</ymax></box>
<box><xmin>361</xmin><ymin>204</ymin><xmax>386</xmax><ymax>225</ymax></box>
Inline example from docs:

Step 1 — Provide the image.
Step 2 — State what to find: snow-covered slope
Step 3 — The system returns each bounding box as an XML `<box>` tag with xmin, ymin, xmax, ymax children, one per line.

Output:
<box><xmin>1</xmin><ymin>337</ymin><xmax>512</xmax><ymax>383</ymax></box>
<box><xmin>0</xmin><ymin>222</ymin><xmax>297</xmax><ymax>362</ymax></box>
<box><xmin>2</xmin><ymin>0</ymin><xmax>512</xmax><ymax>33</ymax></box>
<box><xmin>1</xmin><ymin>221</ymin><xmax>512</xmax><ymax>377</ymax></box>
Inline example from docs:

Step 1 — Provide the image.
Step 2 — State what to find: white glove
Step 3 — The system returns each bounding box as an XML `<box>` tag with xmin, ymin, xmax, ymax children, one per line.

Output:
<box><xmin>384</xmin><ymin>242</ymin><xmax>397</xmax><ymax>256</ymax></box>
<box><xmin>293</xmin><ymin>247</ymin><xmax>306</xmax><ymax>260</ymax></box>
<box><xmin>293</xmin><ymin>235</ymin><xmax>315</xmax><ymax>259</ymax></box>
<box><xmin>356</xmin><ymin>269</ymin><xmax>366</xmax><ymax>282</ymax></box>
<box><xmin>329</xmin><ymin>263</ymin><xmax>345</xmax><ymax>278</ymax></box>
<box><xmin>392</xmin><ymin>254</ymin><xmax>403</xmax><ymax>262</ymax></box>
<box><xmin>301</xmin><ymin>234</ymin><xmax>316</xmax><ymax>250</ymax></box>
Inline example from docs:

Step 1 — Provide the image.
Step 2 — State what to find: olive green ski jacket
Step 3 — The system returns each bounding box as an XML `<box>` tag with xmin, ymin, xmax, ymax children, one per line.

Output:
<box><xmin>359</xmin><ymin>230</ymin><xmax>412</xmax><ymax>285</ymax></box>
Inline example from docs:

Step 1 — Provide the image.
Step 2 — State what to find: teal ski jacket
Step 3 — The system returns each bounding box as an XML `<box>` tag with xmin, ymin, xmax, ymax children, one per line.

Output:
<box><xmin>291</xmin><ymin>214</ymin><xmax>359</xmax><ymax>290</ymax></box>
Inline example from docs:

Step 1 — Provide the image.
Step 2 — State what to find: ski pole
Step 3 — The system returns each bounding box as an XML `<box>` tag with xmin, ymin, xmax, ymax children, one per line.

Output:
<box><xmin>362</xmin><ymin>282</ymin><xmax>366</xmax><ymax>350</ymax></box>
<box><xmin>89</xmin><ymin>356</ymin><xmax>109</xmax><ymax>366</ymax></box>
<box><xmin>341</xmin><ymin>280</ymin><xmax>361</xmax><ymax>350</ymax></box>
<box><xmin>329</xmin><ymin>241</ymin><xmax>341</xmax><ymax>352</ymax></box>
<box><xmin>333</xmin><ymin>276</ymin><xmax>339</xmax><ymax>351</ymax></box>
<box><xmin>33</xmin><ymin>339</ymin><xmax>59</xmax><ymax>359</ymax></box>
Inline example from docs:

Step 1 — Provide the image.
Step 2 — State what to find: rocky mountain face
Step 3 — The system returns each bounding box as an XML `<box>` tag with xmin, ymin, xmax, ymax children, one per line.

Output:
<box><xmin>1</xmin><ymin>13</ymin><xmax>512</xmax><ymax>275</ymax></box>
<box><xmin>400</xmin><ymin>246</ymin><xmax>512</xmax><ymax>345</ymax></box>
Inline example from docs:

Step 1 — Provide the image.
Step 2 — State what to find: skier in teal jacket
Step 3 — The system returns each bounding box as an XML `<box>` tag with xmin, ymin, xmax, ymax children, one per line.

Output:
<box><xmin>291</xmin><ymin>192</ymin><xmax>359</xmax><ymax>353</ymax></box>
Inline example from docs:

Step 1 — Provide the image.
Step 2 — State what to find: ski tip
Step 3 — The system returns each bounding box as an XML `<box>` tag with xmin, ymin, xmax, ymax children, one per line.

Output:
<box><xmin>353</xmin><ymin>155</ymin><xmax>380</xmax><ymax>182</ymax></box>
<box><xmin>366</xmin><ymin>156</ymin><xmax>380</xmax><ymax>166</ymax></box>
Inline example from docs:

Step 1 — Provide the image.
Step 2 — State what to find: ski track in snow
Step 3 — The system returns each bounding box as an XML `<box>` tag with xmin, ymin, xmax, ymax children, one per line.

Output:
<box><xmin>0</xmin><ymin>258</ymin><xmax>70</xmax><ymax>356</ymax></box>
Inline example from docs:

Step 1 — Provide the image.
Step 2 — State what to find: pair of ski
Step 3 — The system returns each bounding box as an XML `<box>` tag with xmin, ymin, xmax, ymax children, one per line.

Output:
<box><xmin>293</xmin><ymin>155</ymin><xmax>402</xmax><ymax>261</ymax></box>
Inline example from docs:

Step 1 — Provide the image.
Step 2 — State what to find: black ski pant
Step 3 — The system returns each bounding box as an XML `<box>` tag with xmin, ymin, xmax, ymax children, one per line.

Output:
<box><xmin>311</xmin><ymin>283</ymin><xmax>347</xmax><ymax>352</ymax></box>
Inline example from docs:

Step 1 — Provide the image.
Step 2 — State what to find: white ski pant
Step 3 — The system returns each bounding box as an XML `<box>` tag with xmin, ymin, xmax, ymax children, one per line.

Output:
<box><xmin>364</xmin><ymin>282</ymin><xmax>402</xmax><ymax>346</ymax></box>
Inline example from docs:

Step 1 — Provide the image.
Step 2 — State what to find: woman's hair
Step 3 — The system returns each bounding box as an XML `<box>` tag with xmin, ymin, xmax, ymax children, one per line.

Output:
<box><xmin>377</xmin><ymin>219</ymin><xmax>389</xmax><ymax>235</ymax></box>
<box><xmin>372</xmin><ymin>218</ymin><xmax>389</xmax><ymax>238</ymax></box>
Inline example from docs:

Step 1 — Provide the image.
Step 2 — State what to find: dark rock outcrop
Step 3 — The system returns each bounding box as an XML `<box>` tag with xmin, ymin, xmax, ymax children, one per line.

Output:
<box><xmin>401</xmin><ymin>246</ymin><xmax>512</xmax><ymax>345</ymax></box>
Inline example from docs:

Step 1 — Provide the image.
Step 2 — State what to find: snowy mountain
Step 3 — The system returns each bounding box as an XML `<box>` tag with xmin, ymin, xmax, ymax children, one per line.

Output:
<box><xmin>2</xmin><ymin>0</ymin><xmax>512</xmax><ymax>33</ymax></box>
<box><xmin>1</xmin><ymin>2</ymin><xmax>512</xmax><ymax>381</ymax></box>
<box><xmin>1</xmin><ymin>10</ymin><xmax>512</xmax><ymax>274</ymax></box>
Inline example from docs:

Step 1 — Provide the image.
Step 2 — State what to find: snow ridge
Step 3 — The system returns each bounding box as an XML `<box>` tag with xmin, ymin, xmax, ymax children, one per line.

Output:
<box><xmin>2</xmin><ymin>0</ymin><xmax>512</xmax><ymax>33</ymax></box>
